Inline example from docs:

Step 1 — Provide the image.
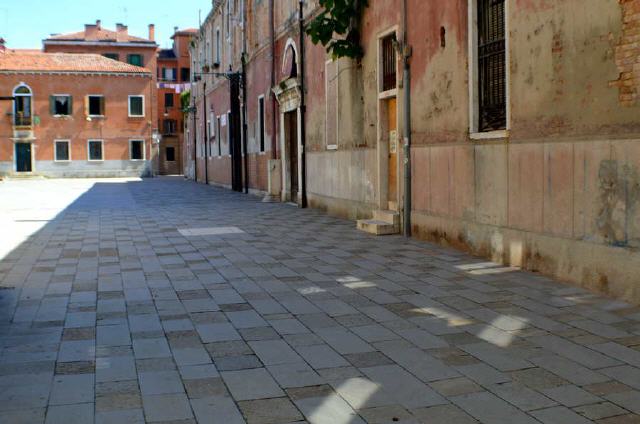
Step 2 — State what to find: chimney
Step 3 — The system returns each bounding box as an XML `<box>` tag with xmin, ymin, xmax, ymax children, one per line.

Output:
<box><xmin>96</xmin><ymin>20</ymin><xmax>101</xmax><ymax>29</ymax></box>
<box><xmin>85</xmin><ymin>22</ymin><xmax>99</xmax><ymax>40</ymax></box>
<box><xmin>0</xmin><ymin>38</ymin><xmax>5</xmax><ymax>52</ymax></box>
<box><xmin>174</xmin><ymin>26</ymin><xmax>178</xmax><ymax>34</ymax></box>
<box><xmin>116</xmin><ymin>23</ymin><xmax>128</xmax><ymax>42</ymax></box>
<box><xmin>148</xmin><ymin>24</ymin><xmax>155</xmax><ymax>41</ymax></box>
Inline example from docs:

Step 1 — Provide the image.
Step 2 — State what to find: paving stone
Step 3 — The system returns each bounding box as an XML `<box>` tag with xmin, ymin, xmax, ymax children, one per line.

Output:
<box><xmin>0</xmin><ymin>408</ymin><xmax>46</xmax><ymax>424</ymax></box>
<box><xmin>221</xmin><ymin>368</ymin><xmax>284</xmax><ymax>401</ymax></box>
<box><xmin>573</xmin><ymin>402</ymin><xmax>629</xmax><ymax>420</ymax></box>
<box><xmin>95</xmin><ymin>409</ymin><xmax>145</xmax><ymax>424</ymax></box>
<box><xmin>139</xmin><ymin>370</ymin><xmax>185</xmax><ymax>395</ymax></box>
<box><xmin>451</xmin><ymin>391</ymin><xmax>540</xmax><ymax>424</ymax></box>
<box><xmin>215</xmin><ymin>355</ymin><xmax>263</xmax><ymax>371</ymax></box>
<box><xmin>45</xmin><ymin>403</ymin><xmax>94</xmax><ymax>424</ymax></box>
<box><xmin>142</xmin><ymin>393</ymin><xmax>193</xmax><ymax>422</ymax></box>
<box><xmin>196</xmin><ymin>323</ymin><xmax>241</xmax><ymax>343</ymax></box>
<box><xmin>190</xmin><ymin>395</ymin><xmax>248</xmax><ymax>424</ymax></box>
<box><xmin>411</xmin><ymin>404</ymin><xmax>478</xmax><ymax>424</ymax></box>
<box><xmin>183</xmin><ymin>377</ymin><xmax>227</xmax><ymax>399</ymax></box>
<box><xmin>488</xmin><ymin>382</ymin><xmax>557</xmax><ymax>411</ymax></box>
<box><xmin>530</xmin><ymin>406</ymin><xmax>594</xmax><ymax>424</ymax></box>
<box><xmin>541</xmin><ymin>385</ymin><xmax>603</xmax><ymax>407</ymax></box>
<box><xmin>132</xmin><ymin>338</ymin><xmax>171</xmax><ymax>359</ymax></box>
<box><xmin>248</xmin><ymin>339</ymin><xmax>303</xmax><ymax>365</ymax></box>
<box><xmin>295</xmin><ymin>344</ymin><xmax>350</xmax><ymax>369</ymax></box>
<box><xmin>429</xmin><ymin>377</ymin><xmax>483</xmax><ymax>397</ymax></box>
<box><xmin>605</xmin><ymin>390</ymin><xmax>640</xmax><ymax>414</ymax></box>
<box><xmin>531</xmin><ymin>354</ymin><xmax>610</xmax><ymax>386</ymax></box>
<box><xmin>238</xmin><ymin>397</ymin><xmax>304</xmax><ymax>424</ymax></box>
<box><xmin>49</xmin><ymin>373</ymin><xmax>95</xmax><ymax>405</ymax></box>
<box><xmin>267</xmin><ymin>362</ymin><xmax>324</xmax><ymax>388</ymax></box>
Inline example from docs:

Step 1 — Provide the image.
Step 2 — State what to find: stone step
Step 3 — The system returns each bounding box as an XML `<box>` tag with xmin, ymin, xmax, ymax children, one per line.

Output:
<box><xmin>356</xmin><ymin>219</ymin><xmax>399</xmax><ymax>236</ymax></box>
<box><xmin>373</xmin><ymin>209</ymin><xmax>400</xmax><ymax>226</ymax></box>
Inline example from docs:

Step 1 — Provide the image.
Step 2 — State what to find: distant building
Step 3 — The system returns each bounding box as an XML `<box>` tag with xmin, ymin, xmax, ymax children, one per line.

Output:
<box><xmin>43</xmin><ymin>20</ymin><xmax>160</xmax><ymax>172</ymax></box>
<box><xmin>0</xmin><ymin>46</ymin><xmax>154</xmax><ymax>177</ymax></box>
<box><xmin>157</xmin><ymin>28</ymin><xmax>197</xmax><ymax>175</ymax></box>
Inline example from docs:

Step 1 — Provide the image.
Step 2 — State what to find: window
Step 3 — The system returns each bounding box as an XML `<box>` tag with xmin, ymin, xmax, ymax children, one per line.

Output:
<box><xmin>227</xmin><ymin>112</ymin><xmax>232</xmax><ymax>155</ymax></box>
<box><xmin>127</xmin><ymin>54</ymin><xmax>143</xmax><ymax>66</ymax></box>
<box><xmin>163</xmin><ymin>119</ymin><xmax>177</xmax><ymax>135</ymax></box>
<box><xmin>164</xmin><ymin>92</ymin><xmax>174</xmax><ymax>108</ymax></box>
<box><xmin>476</xmin><ymin>0</ymin><xmax>506</xmax><ymax>132</ymax></box>
<box><xmin>54</xmin><ymin>140</ymin><xmax>70</xmax><ymax>161</ymax></box>
<box><xmin>161</xmin><ymin>68</ymin><xmax>176</xmax><ymax>81</ymax></box>
<box><xmin>258</xmin><ymin>96</ymin><xmax>265</xmax><ymax>152</ymax></box>
<box><xmin>128</xmin><ymin>95</ymin><xmax>144</xmax><ymax>117</ymax></box>
<box><xmin>166</xmin><ymin>146</ymin><xmax>176</xmax><ymax>162</ymax></box>
<box><xmin>88</xmin><ymin>140</ymin><xmax>103</xmax><ymax>161</ymax></box>
<box><xmin>51</xmin><ymin>95</ymin><xmax>72</xmax><ymax>116</ymax></box>
<box><xmin>217</xmin><ymin>116</ymin><xmax>222</xmax><ymax>156</ymax></box>
<box><xmin>325</xmin><ymin>60</ymin><xmax>338</xmax><ymax>149</ymax></box>
<box><xmin>215</xmin><ymin>29</ymin><xmax>221</xmax><ymax>64</ymax></box>
<box><xmin>13</xmin><ymin>84</ymin><xmax>32</xmax><ymax>126</ymax></box>
<box><xmin>381</xmin><ymin>34</ymin><xmax>397</xmax><ymax>92</ymax></box>
<box><xmin>130</xmin><ymin>140</ymin><xmax>144</xmax><ymax>160</ymax></box>
<box><xmin>180</xmin><ymin>67</ymin><xmax>190</xmax><ymax>82</ymax></box>
<box><xmin>87</xmin><ymin>95</ymin><xmax>104</xmax><ymax>116</ymax></box>
<box><xmin>103</xmin><ymin>53</ymin><xmax>119</xmax><ymax>61</ymax></box>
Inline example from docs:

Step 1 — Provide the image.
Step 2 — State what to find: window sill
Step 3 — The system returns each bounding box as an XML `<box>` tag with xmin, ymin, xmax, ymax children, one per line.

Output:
<box><xmin>378</xmin><ymin>88</ymin><xmax>398</xmax><ymax>99</ymax></box>
<box><xmin>258</xmin><ymin>152</ymin><xmax>266</xmax><ymax>156</ymax></box>
<box><xmin>54</xmin><ymin>160</ymin><xmax>71</xmax><ymax>163</ymax></box>
<box><xmin>87</xmin><ymin>115</ymin><xmax>104</xmax><ymax>119</ymax></box>
<box><xmin>128</xmin><ymin>115</ymin><xmax>145</xmax><ymax>119</ymax></box>
<box><xmin>130</xmin><ymin>159</ymin><xmax>145</xmax><ymax>162</ymax></box>
<box><xmin>53</xmin><ymin>115</ymin><xmax>72</xmax><ymax>118</ymax></box>
<box><xmin>470</xmin><ymin>130</ymin><xmax>509</xmax><ymax>140</ymax></box>
<box><xmin>327</xmin><ymin>144</ymin><xmax>338</xmax><ymax>151</ymax></box>
<box><xmin>88</xmin><ymin>159</ymin><xmax>104</xmax><ymax>162</ymax></box>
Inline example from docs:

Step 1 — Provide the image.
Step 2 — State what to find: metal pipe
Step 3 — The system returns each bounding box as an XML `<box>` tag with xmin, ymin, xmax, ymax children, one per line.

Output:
<box><xmin>269</xmin><ymin>0</ymin><xmax>277</xmax><ymax>159</ymax></box>
<box><xmin>203</xmin><ymin>80</ymin><xmax>209</xmax><ymax>184</ymax></box>
<box><xmin>299</xmin><ymin>0</ymin><xmax>308</xmax><ymax>209</ymax></box>
<box><xmin>192</xmin><ymin>99</ymin><xmax>197</xmax><ymax>181</ymax></box>
<box><xmin>402</xmin><ymin>0</ymin><xmax>412</xmax><ymax>237</ymax></box>
<box><xmin>242</xmin><ymin>0</ymin><xmax>249</xmax><ymax>194</ymax></box>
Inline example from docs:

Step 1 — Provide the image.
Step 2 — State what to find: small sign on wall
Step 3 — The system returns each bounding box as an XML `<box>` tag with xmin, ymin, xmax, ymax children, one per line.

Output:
<box><xmin>221</xmin><ymin>114</ymin><xmax>227</xmax><ymax>127</ymax></box>
<box><xmin>389</xmin><ymin>130</ymin><xmax>397</xmax><ymax>154</ymax></box>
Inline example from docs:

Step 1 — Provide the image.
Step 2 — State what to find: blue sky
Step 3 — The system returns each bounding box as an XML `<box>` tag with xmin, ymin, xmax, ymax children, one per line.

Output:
<box><xmin>0</xmin><ymin>0</ymin><xmax>210</xmax><ymax>49</ymax></box>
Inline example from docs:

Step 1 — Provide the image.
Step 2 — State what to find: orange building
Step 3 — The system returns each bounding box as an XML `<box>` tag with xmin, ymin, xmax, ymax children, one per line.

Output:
<box><xmin>43</xmin><ymin>20</ymin><xmax>160</xmax><ymax>172</ymax></box>
<box><xmin>157</xmin><ymin>28</ymin><xmax>196</xmax><ymax>175</ymax></box>
<box><xmin>0</xmin><ymin>46</ymin><xmax>154</xmax><ymax>177</ymax></box>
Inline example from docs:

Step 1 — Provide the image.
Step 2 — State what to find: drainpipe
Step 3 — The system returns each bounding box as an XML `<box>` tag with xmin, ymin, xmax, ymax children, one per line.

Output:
<box><xmin>192</xmin><ymin>98</ymin><xmax>197</xmax><ymax>181</ymax></box>
<box><xmin>203</xmin><ymin>80</ymin><xmax>209</xmax><ymax>184</ymax></box>
<box><xmin>402</xmin><ymin>0</ymin><xmax>412</xmax><ymax>237</ymax></box>
<box><xmin>299</xmin><ymin>0</ymin><xmax>308</xmax><ymax>209</ymax></box>
<box><xmin>269</xmin><ymin>0</ymin><xmax>277</xmax><ymax>159</ymax></box>
<box><xmin>242</xmin><ymin>0</ymin><xmax>249</xmax><ymax>194</ymax></box>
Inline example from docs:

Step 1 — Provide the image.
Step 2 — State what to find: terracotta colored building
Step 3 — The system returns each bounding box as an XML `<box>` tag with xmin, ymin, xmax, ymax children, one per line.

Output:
<box><xmin>0</xmin><ymin>47</ymin><xmax>153</xmax><ymax>177</ymax></box>
<box><xmin>157</xmin><ymin>28</ymin><xmax>197</xmax><ymax>175</ymax></box>
<box><xmin>43</xmin><ymin>20</ymin><xmax>160</xmax><ymax>172</ymax></box>
<box><xmin>190</xmin><ymin>0</ymin><xmax>640</xmax><ymax>302</ymax></box>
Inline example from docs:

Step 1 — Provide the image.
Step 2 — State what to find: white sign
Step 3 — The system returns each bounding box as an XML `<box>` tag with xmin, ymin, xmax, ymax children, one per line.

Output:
<box><xmin>221</xmin><ymin>114</ymin><xmax>228</xmax><ymax>127</ymax></box>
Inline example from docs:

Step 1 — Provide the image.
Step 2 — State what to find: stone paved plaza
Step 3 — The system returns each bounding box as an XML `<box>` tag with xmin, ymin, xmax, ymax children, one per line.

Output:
<box><xmin>1</xmin><ymin>178</ymin><xmax>640</xmax><ymax>424</ymax></box>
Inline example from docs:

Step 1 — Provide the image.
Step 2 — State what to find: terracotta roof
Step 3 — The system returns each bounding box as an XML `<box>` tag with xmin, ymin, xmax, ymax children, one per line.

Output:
<box><xmin>0</xmin><ymin>51</ymin><xmax>151</xmax><ymax>74</ymax></box>
<box><xmin>45</xmin><ymin>26</ymin><xmax>155</xmax><ymax>45</ymax></box>
<box><xmin>174</xmin><ymin>28</ymin><xmax>198</xmax><ymax>35</ymax></box>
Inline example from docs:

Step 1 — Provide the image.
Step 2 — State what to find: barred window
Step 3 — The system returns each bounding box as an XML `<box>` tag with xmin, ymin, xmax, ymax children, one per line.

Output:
<box><xmin>478</xmin><ymin>0</ymin><xmax>506</xmax><ymax>131</ymax></box>
<box><xmin>381</xmin><ymin>34</ymin><xmax>397</xmax><ymax>92</ymax></box>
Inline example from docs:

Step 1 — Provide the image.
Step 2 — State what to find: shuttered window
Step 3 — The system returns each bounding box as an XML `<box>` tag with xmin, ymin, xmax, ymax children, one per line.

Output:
<box><xmin>478</xmin><ymin>0</ymin><xmax>506</xmax><ymax>131</ymax></box>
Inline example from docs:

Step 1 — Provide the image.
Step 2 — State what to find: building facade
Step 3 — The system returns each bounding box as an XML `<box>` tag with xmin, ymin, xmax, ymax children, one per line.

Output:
<box><xmin>43</xmin><ymin>21</ymin><xmax>160</xmax><ymax>173</ymax></box>
<box><xmin>190</xmin><ymin>0</ymin><xmax>640</xmax><ymax>302</ymax></box>
<box><xmin>0</xmin><ymin>48</ymin><xmax>154</xmax><ymax>177</ymax></box>
<box><xmin>157</xmin><ymin>28</ymin><xmax>196</xmax><ymax>175</ymax></box>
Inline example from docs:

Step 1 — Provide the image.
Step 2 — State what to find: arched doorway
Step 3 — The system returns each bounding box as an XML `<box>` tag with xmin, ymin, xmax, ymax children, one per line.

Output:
<box><xmin>13</xmin><ymin>84</ymin><xmax>33</xmax><ymax>173</ymax></box>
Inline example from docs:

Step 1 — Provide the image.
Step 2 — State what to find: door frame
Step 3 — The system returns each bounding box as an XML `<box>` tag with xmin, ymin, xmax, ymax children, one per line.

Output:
<box><xmin>376</xmin><ymin>26</ymin><xmax>401</xmax><ymax>211</ymax></box>
<box><xmin>274</xmin><ymin>78</ymin><xmax>302</xmax><ymax>204</ymax></box>
<box><xmin>14</xmin><ymin>141</ymin><xmax>34</xmax><ymax>173</ymax></box>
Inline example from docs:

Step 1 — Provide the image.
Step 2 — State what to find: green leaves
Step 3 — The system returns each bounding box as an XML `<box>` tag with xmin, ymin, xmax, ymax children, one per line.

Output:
<box><xmin>306</xmin><ymin>0</ymin><xmax>367</xmax><ymax>60</ymax></box>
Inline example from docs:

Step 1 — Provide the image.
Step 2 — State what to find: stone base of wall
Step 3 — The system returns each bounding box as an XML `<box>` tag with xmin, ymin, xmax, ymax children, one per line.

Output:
<box><xmin>308</xmin><ymin>192</ymin><xmax>376</xmax><ymax>221</ymax></box>
<box><xmin>0</xmin><ymin>160</ymin><xmax>152</xmax><ymax>178</ymax></box>
<box><xmin>412</xmin><ymin>211</ymin><xmax>640</xmax><ymax>303</ymax></box>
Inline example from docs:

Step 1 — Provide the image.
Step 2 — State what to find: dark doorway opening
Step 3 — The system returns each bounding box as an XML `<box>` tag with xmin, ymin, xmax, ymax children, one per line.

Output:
<box><xmin>285</xmin><ymin>111</ymin><xmax>298</xmax><ymax>203</ymax></box>
<box><xmin>230</xmin><ymin>78</ymin><xmax>243</xmax><ymax>192</ymax></box>
<box><xmin>15</xmin><ymin>143</ymin><xmax>32</xmax><ymax>172</ymax></box>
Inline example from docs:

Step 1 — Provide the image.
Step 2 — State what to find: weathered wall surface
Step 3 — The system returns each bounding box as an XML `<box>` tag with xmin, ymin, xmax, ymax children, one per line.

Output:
<box><xmin>408</xmin><ymin>0</ymin><xmax>640</xmax><ymax>302</ymax></box>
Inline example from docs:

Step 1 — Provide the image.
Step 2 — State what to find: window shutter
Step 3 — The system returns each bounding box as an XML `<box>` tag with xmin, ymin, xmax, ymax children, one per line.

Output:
<box><xmin>84</xmin><ymin>96</ymin><xmax>89</xmax><ymax>116</ymax></box>
<box><xmin>68</xmin><ymin>96</ymin><xmax>73</xmax><ymax>115</ymax></box>
<box><xmin>49</xmin><ymin>96</ymin><xmax>55</xmax><ymax>115</ymax></box>
<box><xmin>100</xmin><ymin>97</ymin><xmax>105</xmax><ymax>115</ymax></box>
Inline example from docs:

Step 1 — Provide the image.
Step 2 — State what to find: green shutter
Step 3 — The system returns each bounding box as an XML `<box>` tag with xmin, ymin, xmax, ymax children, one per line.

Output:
<box><xmin>100</xmin><ymin>97</ymin><xmax>105</xmax><ymax>115</ymax></box>
<box><xmin>68</xmin><ymin>96</ymin><xmax>73</xmax><ymax>115</ymax></box>
<box><xmin>49</xmin><ymin>95</ymin><xmax>55</xmax><ymax>115</ymax></box>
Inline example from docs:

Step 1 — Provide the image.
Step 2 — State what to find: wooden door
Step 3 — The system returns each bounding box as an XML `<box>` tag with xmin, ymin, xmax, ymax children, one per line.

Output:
<box><xmin>287</xmin><ymin>111</ymin><xmax>299</xmax><ymax>202</ymax></box>
<box><xmin>387</xmin><ymin>98</ymin><xmax>398</xmax><ymax>210</ymax></box>
<box><xmin>16</xmin><ymin>143</ymin><xmax>32</xmax><ymax>172</ymax></box>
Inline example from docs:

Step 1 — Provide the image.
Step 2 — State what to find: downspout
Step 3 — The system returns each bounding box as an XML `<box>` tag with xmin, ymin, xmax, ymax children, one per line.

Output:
<box><xmin>242</xmin><ymin>0</ymin><xmax>249</xmax><ymax>194</ymax></box>
<box><xmin>299</xmin><ymin>0</ymin><xmax>308</xmax><ymax>208</ymax></box>
<box><xmin>269</xmin><ymin>0</ymin><xmax>277</xmax><ymax>158</ymax></box>
<box><xmin>203</xmin><ymin>80</ymin><xmax>209</xmax><ymax>184</ymax></box>
<box><xmin>402</xmin><ymin>0</ymin><xmax>412</xmax><ymax>237</ymax></box>
<box><xmin>192</xmin><ymin>98</ymin><xmax>197</xmax><ymax>181</ymax></box>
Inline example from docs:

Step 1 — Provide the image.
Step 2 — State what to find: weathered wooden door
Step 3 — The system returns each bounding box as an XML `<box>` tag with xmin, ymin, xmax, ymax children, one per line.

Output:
<box><xmin>16</xmin><ymin>143</ymin><xmax>32</xmax><ymax>172</ymax></box>
<box><xmin>387</xmin><ymin>98</ymin><xmax>398</xmax><ymax>210</ymax></box>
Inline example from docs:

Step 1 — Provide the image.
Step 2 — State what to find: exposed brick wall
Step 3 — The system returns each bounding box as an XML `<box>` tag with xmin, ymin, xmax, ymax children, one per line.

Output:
<box><xmin>611</xmin><ymin>0</ymin><xmax>640</xmax><ymax>106</ymax></box>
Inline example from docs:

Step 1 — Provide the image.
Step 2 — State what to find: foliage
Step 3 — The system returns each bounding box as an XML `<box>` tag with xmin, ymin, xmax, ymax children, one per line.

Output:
<box><xmin>181</xmin><ymin>90</ymin><xmax>191</xmax><ymax>112</ymax></box>
<box><xmin>306</xmin><ymin>0</ymin><xmax>368</xmax><ymax>60</ymax></box>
